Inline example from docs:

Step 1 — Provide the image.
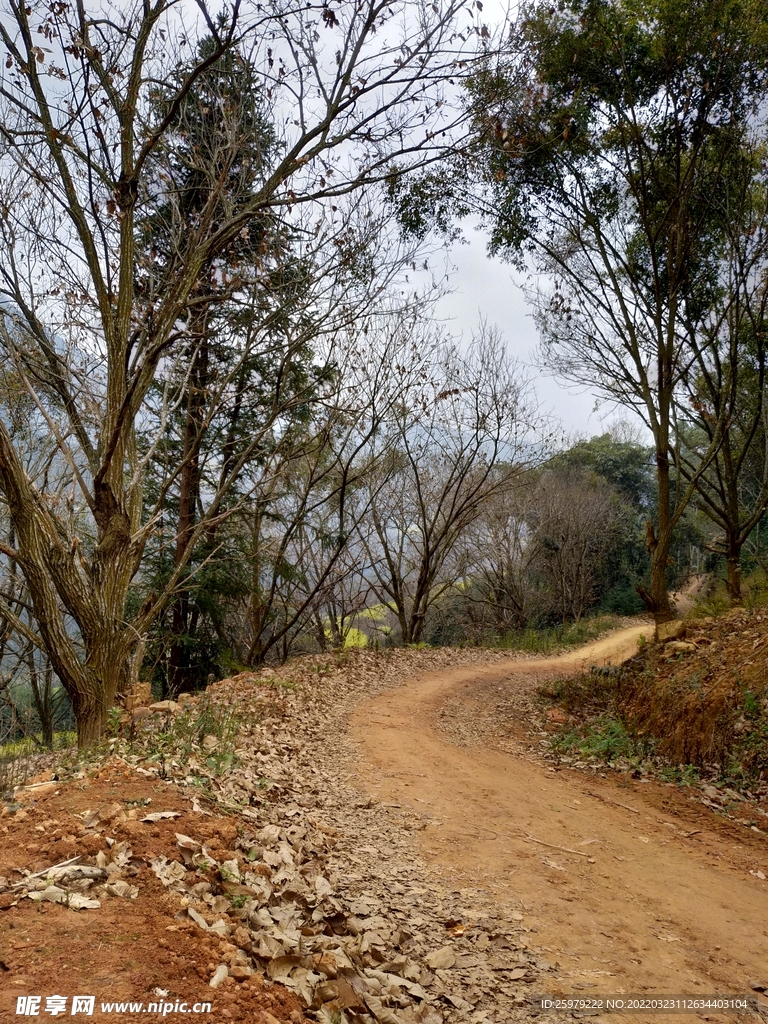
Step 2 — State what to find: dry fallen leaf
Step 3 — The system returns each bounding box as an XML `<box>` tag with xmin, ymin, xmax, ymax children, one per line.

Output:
<box><xmin>150</xmin><ymin>856</ymin><xmax>187</xmax><ymax>887</ymax></box>
<box><xmin>424</xmin><ymin>945</ymin><xmax>455</xmax><ymax>970</ymax></box>
<box><xmin>209</xmin><ymin>965</ymin><xmax>228</xmax><ymax>988</ymax></box>
<box><xmin>27</xmin><ymin>886</ymin><xmax>68</xmax><ymax>905</ymax></box>
<box><xmin>105</xmin><ymin>880</ymin><xmax>139</xmax><ymax>899</ymax></box>
<box><xmin>67</xmin><ymin>892</ymin><xmax>101</xmax><ymax>910</ymax></box>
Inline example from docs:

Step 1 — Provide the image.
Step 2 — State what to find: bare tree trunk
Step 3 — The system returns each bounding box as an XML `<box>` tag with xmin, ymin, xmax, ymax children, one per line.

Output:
<box><xmin>26</xmin><ymin>647</ymin><xmax>54</xmax><ymax>750</ymax></box>
<box><xmin>650</xmin><ymin>451</ymin><xmax>674</xmax><ymax>623</ymax></box>
<box><xmin>646</xmin><ymin>544</ymin><xmax>674</xmax><ymax>623</ymax></box>
<box><xmin>723</xmin><ymin>442</ymin><xmax>744</xmax><ymax>604</ymax></box>
<box><xmin>70</xmin><ymin>657</ymin><xmax>127</xmax><ymax>747</ymax></box>
<box><xmin>313</xmin><ymin>611</ymin><xmax>330</xmax><ymax>652</ymax></box>
<box><xmin>168</xmin><ymin>334</ymin><xmax>208</xmax><ymax>695</ymax></box>
<box><xmin>0</xmin><ymin>421</ymin><xmax>139</xmax><ymax>745</ymax></box>
<box><xmin>725</xmin><ymin>542</ymin><xmax>743</xmax><ymax>603</ymax></box>
<box><xmin>637</xmin><ymin>469</ymin><xmax>674</xmax><ymax>624</ymax></box>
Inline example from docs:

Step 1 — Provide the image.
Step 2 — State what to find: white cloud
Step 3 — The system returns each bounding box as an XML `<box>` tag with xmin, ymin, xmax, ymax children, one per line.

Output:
<box><xmin>430</xmin><ymin>222</ymin><xmax>605</xmax><ymax>436</ymax></box>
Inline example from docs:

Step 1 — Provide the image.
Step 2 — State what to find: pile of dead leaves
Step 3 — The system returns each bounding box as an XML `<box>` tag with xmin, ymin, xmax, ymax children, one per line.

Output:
<box><xmin>3</xmin><ymin>645</ymin><xmax>544</xmax><ymax>1024</ymax></box>
<box><xmin>132</xmin><ymin>648</ymin><xmax>547</xmax><ymax>1024</ymax></box>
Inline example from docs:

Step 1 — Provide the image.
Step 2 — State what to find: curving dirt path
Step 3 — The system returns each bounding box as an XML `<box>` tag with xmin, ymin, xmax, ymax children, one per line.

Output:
<box><xmin>350</xmin><ymin>627</ymin><xmax>768</xmax><ymax>1008</ymax></box>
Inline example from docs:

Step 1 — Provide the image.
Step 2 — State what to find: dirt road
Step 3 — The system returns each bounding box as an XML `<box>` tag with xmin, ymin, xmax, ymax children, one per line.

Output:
<box><xmin>350</xmin><ymin>627</ymin><xmax>768</xmax><ymax>1005</ymax></box>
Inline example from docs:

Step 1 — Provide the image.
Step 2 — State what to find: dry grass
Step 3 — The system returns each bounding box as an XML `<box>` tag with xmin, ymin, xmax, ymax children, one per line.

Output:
<box><xmin>543</xmin><ymin>607</ymin><xmax>768</xmax><ymax>789</ymax></box>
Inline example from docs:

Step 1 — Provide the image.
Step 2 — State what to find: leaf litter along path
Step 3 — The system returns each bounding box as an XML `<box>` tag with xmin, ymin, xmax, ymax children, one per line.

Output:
<box><xmin>350</xmin><ymin>626</ymin><xmax>768</xmax><ymax>1016</ymax></box>
<box><xmin>1</xmin><ymin>644</ymin><xmax>601</xmax><ymax>1024</ymax></box>
<box><xmin>2</xmin><ymin>632</ymin><xmax>766</xmax><ymax>1024</ymax></box>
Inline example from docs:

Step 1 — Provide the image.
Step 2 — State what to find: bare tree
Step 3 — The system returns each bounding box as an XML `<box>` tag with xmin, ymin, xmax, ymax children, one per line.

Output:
<box><xmin>182</xmin><ymin>306</ymin><xmax>437</xmax><ymax>666</ymax></box>
<box><xmin>362</xmin><ymin>326</ymin><xmax>535</xmax><ymax>643</ymax></box>
<box><xmin>530</xmin><ymin>469</ymin><xmax>630</xmax><ymax>623</ymax></box>
<box><xmin>0</xmin><ymin>0</ymin><xmax>470</xmax><ymax>742</ymax></box>
<box><xmin>462</xmin><ymin>464</ymin><xmax>631</xmax><ymax>633</ymax></box>
<box><xmin>460</xmin><ymin>474</ymin><xmax>542</xmax><ymax>635</ymax></box>
<box><xmin>675</xmin><ymin>168</ymin><xmax>768</xmax><ymax>602</ymax></box>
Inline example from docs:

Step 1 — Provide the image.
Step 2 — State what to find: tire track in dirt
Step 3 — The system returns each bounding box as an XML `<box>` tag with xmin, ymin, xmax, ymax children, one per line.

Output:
<box><xmin>350</xmin><ymin>627</ymin><xmax>768</xmax><ymax>1008</ymax></box>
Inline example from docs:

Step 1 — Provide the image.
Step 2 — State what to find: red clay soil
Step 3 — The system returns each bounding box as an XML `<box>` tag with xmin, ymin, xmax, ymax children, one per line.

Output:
<box><xmin>0</xmin><ymin>763</ymin><xmax>304</xmax><ymax>1024</ymax></box>
<box><xmin>350</xmin><ymin>628</ymin><xmax>768</xmax><ymax>1015</ymax></box>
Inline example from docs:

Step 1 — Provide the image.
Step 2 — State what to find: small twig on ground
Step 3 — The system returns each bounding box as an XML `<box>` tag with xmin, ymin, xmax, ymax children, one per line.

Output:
<box><xmin>586</xmin><ymin>791</ymin><xmax>641</xmax><ymax>815</ymax></box>
<box><xmin>523</xmin><ymin>835</ymin><xmax>588</xmax><ymax>857</ymax></box>
<box><xmin>10</xmin><ymin>855</ymin><xmax>82</xmax><ymax>889</ymax></box>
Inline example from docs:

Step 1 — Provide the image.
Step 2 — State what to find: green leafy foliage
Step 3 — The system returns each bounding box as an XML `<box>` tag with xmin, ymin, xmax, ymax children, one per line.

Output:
<box><xmin>133</xmin><ymin>33</ymin><xmax>336</xmax><ymax>694</ymax></box>
<box><xmin>495</xmin><ymin>614</ymin><xmax>623</xmax><ymax>653</ymax></box>
<box><xmin>551</xmin><ymin>716</ymin><xmax>639</xmax><ymax>761</ymax></box>
<box><xmin>464</xmin><ymin>0</ymin><xmax>768</xmax><ymax>620</ymax></box>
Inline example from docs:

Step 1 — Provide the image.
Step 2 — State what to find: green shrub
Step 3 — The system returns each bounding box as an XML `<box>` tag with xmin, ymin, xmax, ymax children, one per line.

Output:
<box><xmin>497</xmin><ymin>615</ymin><xmax>624</xmax><ymax>654</ymax></box>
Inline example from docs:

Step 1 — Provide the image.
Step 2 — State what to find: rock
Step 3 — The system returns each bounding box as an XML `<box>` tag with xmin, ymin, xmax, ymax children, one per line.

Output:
<box><xmin>209</xmin><ymin>965</ymin><xmax>228</xmax><ymax>988</ymax></box>
<box><xmin>545</xmin><ymin>708</ymin><xmax>569</xmax><ymax>724</ymax></box>
<box><xmin>233</xmin><ymin>926</ymin><xmax>252</xmax><ymax>950</ymax></box>
<box><xmin>229</xmin><ymin>966</ymin><xmax>252</xmax><ymax>982</ymax></box>
<box><xmin>666</xmin><ymin>641</ymin><xmax>696</xmax><ymax>653</ymax></box>
<box><xmin>425</xmin><ymin>945</ymin><xmax>456</xmax><ymax>970</ymax></box>
<box><xmin>22</xmin><ymin>782</ymin><xmax>58</xmax><ymax>800</ymax></box>
<box><xmin>149</xmin><ymin>700</ymin><xmax>180</xmax><ymax>713</ymax></box>
<box><xmin>656</xmin><ymin>619</ymin><xmax>685</xmax><ymax>642</ymax></box>
<box><xmin>124</xmin><ymin>682</ymin><xmax>152</xmax><ymax>712</ymax></box>
<box><xmin>314</xmin><ymin>953</ymin><xmax>339</xmax><ymax>979</ymax></box>
<box><xmin>749</xmin><ymin>982</ymin><xmax>768</xmax><ymax>993</ymax></box>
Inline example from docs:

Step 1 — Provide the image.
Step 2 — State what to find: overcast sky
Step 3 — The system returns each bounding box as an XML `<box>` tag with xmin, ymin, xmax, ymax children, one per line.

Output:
<box><xmin>427</xmin><ymin>220</ymin><xmax>613</xmax><ymax>437</ymax></box>
<box><xmin>428</xmin><ymin>0</ymin><xmax>620</xmax><ymax>441</ymax></box>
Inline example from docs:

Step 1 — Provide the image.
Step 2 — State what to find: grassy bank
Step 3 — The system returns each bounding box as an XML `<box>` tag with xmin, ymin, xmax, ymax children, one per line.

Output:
<box><xmin>539</xmin><ymin>608</ymin><xmax>768</xmax><ymax>795</ymax></box>
<box><xmin>495</xmin><ymin>614</ymin><xmax>628</xmax><ymax>655</ymax></box>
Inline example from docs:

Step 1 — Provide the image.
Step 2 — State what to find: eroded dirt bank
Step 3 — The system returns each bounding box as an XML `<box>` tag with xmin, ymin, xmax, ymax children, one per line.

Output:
<box><xmin>350</xmin><ymin>626</ymin><xmax>768</xmax><ymax>1006</ymax></box>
